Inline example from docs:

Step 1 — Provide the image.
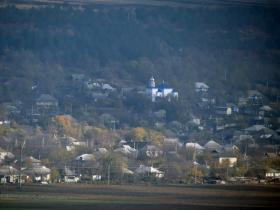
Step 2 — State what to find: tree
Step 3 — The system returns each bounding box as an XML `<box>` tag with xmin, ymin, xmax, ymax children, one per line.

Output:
<box><xmin>130</xmin><ymin>127</ymin><xmax>147</xmax><ymax>141</ymax></box>
<box><xmin>54</xmin><ymin>115</ymin><xmax>82</xmax><ymax>138</ymax></box>
<box><xmin>147</xmin><ymin>129</ymin><xmax>164</xmax><ymax>147</ymax></box>
<box><xmin>50</xmin><ymin>168</ymin><xmax>61</xmax><ymax>183</ymax></box>
<box><xmin>49</xmin><ymin>148</ymin><xmax>74</xmax><ymax>168</ymax></box>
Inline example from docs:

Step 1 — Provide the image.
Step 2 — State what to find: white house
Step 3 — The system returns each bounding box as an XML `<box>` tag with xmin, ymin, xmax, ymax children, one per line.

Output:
<box><xmin>36</xmin><ymin>94</ymin><xmax>58</xmax><ymax>107</ymax></box>
<box><xmin>24</xmin><ymin>165</ymin><xmax>51</xmax><ymax>182</ymax></box>
<box><xmin>195</xmin><ymin>82</ymin><xmax>209</xmax><ymax>92</ymax></box>
<box><xmin>244</xmin><ymin>125</ymin><xmax>266</xmax><ymax>132</ymax></box>
<box><xmin>140</xmin><ymin>145</ymin><xmax>163</xmax><ymax>158</ymax></box>
<box><xmin>186</xmin><ymin>142</ymin><xmax>205</xmax><ymax>151</ymax></box>
<box><xmin>0</xmin><ymin>147</ymin><xmax>15</xmax><ymax>161</ymax></box>
<box><xmin>266</xmin><ymin>169</ymin><xmax>280</xmax><ymax>179</ymax></box>
<box><xmin>204</xmin><ymin>140</ymin><xmax>223</xmax><ymax>152</ymax></box>
<box><xmin>146</xmin><ymin>76</ymin><xmax>178</xmax><ymax>102</ymax></box>
<box><xmin>114</xmin><ymin>145</ymin><xmax>138</xmax><ymax>157</ymax></box>
<box><xmin>136</xmin><ymin>164</ymin><xmax>164</xmax><ymax>178</ymax></box>
<box><xmin>102</xmin><ymin>83</ymin><xmax>116</xmax><ymax>91</ymax></box>
<box><xmin>75</xmin><ymin>154</ymin><xmax>95</xmax><ymax>161</ymax></box>
<box><xmin>0</xmin><ymin>165</ymin><xmax>18</xmax><ymax>183</ymax></box>
<box><xmin>216</xmin><ymin>106</ymin><xmax>232</xmax><ymax>115</ymax></box>
<box><xmin>64</xmin><ymin>166</ymin><xmax>79</xmax><ymax>183</ymax></box>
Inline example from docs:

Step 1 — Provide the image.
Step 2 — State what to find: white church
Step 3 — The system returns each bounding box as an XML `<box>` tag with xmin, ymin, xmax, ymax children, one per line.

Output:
<box><xmin>146</xmin><ymin>76</ymin><xmax>178</xmax><ymax>102</ymax></box>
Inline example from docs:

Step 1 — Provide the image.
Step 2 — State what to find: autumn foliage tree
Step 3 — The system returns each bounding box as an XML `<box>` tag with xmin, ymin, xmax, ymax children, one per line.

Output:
<box><xmin>54</xmin><ymin>115</ymin><xmax>82</xmax><ymax>138</ymax></box>
<box><xmin>130</xmin><ymin>127</ymin><xmax>147</xmax><ymax>141</ymax></box>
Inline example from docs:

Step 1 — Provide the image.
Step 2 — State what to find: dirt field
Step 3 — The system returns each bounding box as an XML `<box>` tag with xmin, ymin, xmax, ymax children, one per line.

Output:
<box><xmin>0</xmin><ymin>184</ymin><xmax>280</xmax><ymax>210</ymax></box>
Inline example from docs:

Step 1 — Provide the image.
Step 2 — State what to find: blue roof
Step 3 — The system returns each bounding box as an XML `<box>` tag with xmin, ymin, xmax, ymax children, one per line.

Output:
<box><xmin>157</xmin><ymin>82</ymin><xmax>172</xmax><ymax>90</ymax></box>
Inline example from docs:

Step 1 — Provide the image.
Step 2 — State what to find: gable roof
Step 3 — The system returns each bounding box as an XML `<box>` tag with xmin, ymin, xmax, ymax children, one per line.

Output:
<box><xmin>75</xmin><ymin>154</ymin><xmax>95</xmax><ymax>161</ymax></box>
<box><xmin>186</xmin><ymin>142</ymin><xmax>204</xmax><ymax>150</ymax></box>
<box><xmin>204</xmin><ymin>140</ymin><xmax>222</xmax><ymax>150</ymax></box>
<box><xmin>37</xmin><ymin>94</ymin><xmax>57</xmax><ymax>102</ymax></box>
<box><xmin>195</xmin><ymin>82</ymin><xmax>209</xmax><ymax>89</ymax></box>
<box><xmin>244</xmin><ymin>125</ymin><xmax>266</xmax><ymax>132</ymax></box>
<box><xmin>260</xmin><ymin>105</ymin><xmax>272</xmax><ymax>112</ymax></box>
<box><xmin>248</xmin><ymin>90</ymin><xmax>263</xmax><ymax>97</ymax></box>
<box><xmin>25</xmin><ymin>156</ymin><xmax>41</xmax><ymax>163</ymax></box>
<box><xmin>157</xmin><ymin>82</ymin><xmax>172</xmax><ymax>90</ymax></box>
<box><xmin>136</xmin><ymin>164</ymin><xmax>163</xmax><ymax>174</ymax></box>
<box><xmin>24</xmin><ymin>165</ymin><xmax>51</xmax><ymax>175</ymax></box>
<box><xmin>0</xmin><ymin>165</ymin><xmax>18</xmax><ymax>175</ymax></box>
<box><xmin>223</xmin><ymin>144</ymin><xmax>239</xmax><ymax>152</ymax></box>
<box><xmin>266</xmin><ymin>168</ymin><xmax>280</xmax><ymax>173</ymax></box>
<box><xmin>64</xmin><ymin>167</ymin><xmax>76</xmax><ymax>176</ymax></box>
<box><xmin>114</xmin><ymin>145</ymin><xmax>137</xmax><ymax>155</ymax></box>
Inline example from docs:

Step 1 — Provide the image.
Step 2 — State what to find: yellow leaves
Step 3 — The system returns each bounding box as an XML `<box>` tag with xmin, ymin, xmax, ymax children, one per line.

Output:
<box><xmin>55</xmin><ymin>115</ymin><xmax>73</xmax><ymax>131</ymax></box>
<box><xmin>147</xmin><ymin>129</ymin><xmax>164</xmax><ymax>147</ymax></box>
<box><xmin>54</xmin><ymin>115</ymin><xmax>81</xmax><ymax>137</ymax></box>
<box><xmin>131</xmin><ymin>127</ymin><xmax>147</xmax><ymax>141</ymax></box>
<box><xmin>130</xmin><ymin>127</ymin><xmax>164</xmax><ymax>146</ymax></box>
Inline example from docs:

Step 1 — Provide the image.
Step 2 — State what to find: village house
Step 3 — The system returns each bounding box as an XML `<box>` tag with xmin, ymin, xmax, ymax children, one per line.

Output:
<box><xmin>136</xmin><ymin>164</ymin><xmax>164</xmax><ymax>178</ymax></box>
<box><xmin>23</xmin><ymin>165</ymin><xmax>51</xmax><ymax>183</ymax></box>
<box><xmin>215</xmin><ymin>106</ymin><xmax>232</xmax><ymax>115</ymax></box>
<box><xmin>163</xmin><ymin>138</ymin><xmax>182</xmax><ymax>152</ymax></box>
<box><xmin>247</xmin><ymin>90</ymin><xmax>263</xmax><ymax>106</ymax></box>
<box><xmin>71</xmin><ymin>73</ymin><xmax>85</xmax><ymax>82</ymax></box>
<box><xmin>223</xmin><ymin>144</ymin><xmax>239</xmax><ymax>153</ymax></box>
<box><xmin>114</xmin><ymin>144</ymin><xmax>138</xmax><ymax>157</ymax></box>
<box><xmin>185</xmin><ymin>142</ymin><xmax>205</xmax><ymax>154</ymax></box>
<box><xmin>0</xmin><ymin>147</ymin><xmax>15</xmax><ymax>162</ymax></box>
<box><xmin>0</xmin><ymin>118</ymin><xmax>10</xmax><ymax>127</ymax></box>
<box><xmin>204</xmin><ymin>140</ymin><xmax>223</xmax><ymax>153</ymax></box>
<box><xmin>265</xmin><ymin>169</ymin><xmax>280</xmax><ymax>181</ymax></box>
<box><xmin>22</xmin><ymin>156</ymin><xmax>51</xmax><ymax>183</ymax></box>
<box><xmin>63</xmin><ymin>166</ymin><xmax>80</xmax><ymax>183</ymax></box>
<box><xmin>139</xmin><ymin>145</ymin><xmax>163</xmax><ymax>159</ymax></box>
<box><xmin>35</xmin><ymin>94</ymin><xmax>59</xmax><ymax>115</ymax></box>
<box><xmin>195</xmin><ymin>82</ymin><xmax>209</xmax><ymax>93</ymax></box>
<box><xmin>25</xmin><ymin>156</ymin><xmax>42</xmax><ymax>167</ymax></box>
<box><xmin>0</xmin><ymin>165</ymin><xmax>18</xmax><ymax>183</ymax></box>
<box><xmin>75</xmin><ymin>154</ymin><xmax>95</xmax><ymax>161</ymax></box>
<box><xmin>61</xmin><ymin>136</ymin><xmax>87</xmax><ymax>152</ymax></box>
<box><xmin>259</xmin><ymin>105</ymin><xmax>273</xmax><ymax>117</ymax></box>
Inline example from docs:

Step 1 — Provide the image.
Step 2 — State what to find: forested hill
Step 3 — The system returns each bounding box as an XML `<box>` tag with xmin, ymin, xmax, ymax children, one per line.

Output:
<box><xmin>0</xmin><ymin>1</ymin><xmax>280</xmax><ymax>103</ymax></box>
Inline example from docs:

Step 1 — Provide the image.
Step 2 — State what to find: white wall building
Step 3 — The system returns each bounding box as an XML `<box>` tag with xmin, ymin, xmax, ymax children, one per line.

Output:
<box><xmin>146</xmin><ymin>76</ymin><xmax>178</xmax><ymax>102</ymax></box>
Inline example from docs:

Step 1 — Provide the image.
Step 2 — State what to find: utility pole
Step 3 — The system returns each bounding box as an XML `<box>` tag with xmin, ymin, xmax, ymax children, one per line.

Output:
<box><xmin>107</xmin><ymin>161</ymin><xmax>111</xmax><ymax>185</ymax></box>
<box><xmin>224</xmin><ymin>69</ymin><xmax>227</xmax><ymax>81</ymax></box>
<box><xmin>18</xmin><ymin>140</ymin><xmax>25</xmax><ymax>190</ymax></box>
<box><xmin>193</xmin><ymin>145</ymin><xmax>197</xmax><ymax>184</ymax></box>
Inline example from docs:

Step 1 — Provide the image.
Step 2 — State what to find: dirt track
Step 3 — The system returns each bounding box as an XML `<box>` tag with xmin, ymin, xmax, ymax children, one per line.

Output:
<box><xmin>1</xmin><ymin>184</ymin><xmax>280</xmax><ymax>209</ymax></box>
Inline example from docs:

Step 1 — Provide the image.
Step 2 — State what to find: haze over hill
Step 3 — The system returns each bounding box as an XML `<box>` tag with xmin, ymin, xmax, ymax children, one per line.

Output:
<box><xmin>1</xmin><ymin>0</ymin><xmax>280</xmax><ymax>190</ymax></box>
<box><xmin>1</xmin><ymin>0</ymin><xmax>280</xmax><ymax>103</ymax></box>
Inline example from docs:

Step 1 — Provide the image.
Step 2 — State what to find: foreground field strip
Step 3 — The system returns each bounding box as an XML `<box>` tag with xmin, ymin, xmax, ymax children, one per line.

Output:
<box><xmin>0</xmin><ymin>197</ymin><xmax>276</xmax><ymax>209</ymax></box>
<box><xmin>0</xmin><ymin>192</ymin><xmax>279</xmax><ymax>207</ymax></box>
<box><xmin>1</xmin><ymin>184</ymin><xmax>280</xmax><ymax>208</ymax></box>
<box><xmin>2</xmin><ymin>184</ymin><xmax>280</xmax><ymax>199</ymax></box>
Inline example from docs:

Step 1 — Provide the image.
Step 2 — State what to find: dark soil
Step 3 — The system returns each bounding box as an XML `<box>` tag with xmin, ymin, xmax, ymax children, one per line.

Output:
<box><xmin>1</xmin><ymin>184</ymin><xmax>280</xmax><ymax>210</ymax></box>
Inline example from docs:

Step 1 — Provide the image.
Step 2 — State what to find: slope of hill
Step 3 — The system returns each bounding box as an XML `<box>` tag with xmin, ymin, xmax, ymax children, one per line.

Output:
<box><xmin>0</xmin><ymin>1</ymin><xmax>279</xmax><ymax>122</ymax></box>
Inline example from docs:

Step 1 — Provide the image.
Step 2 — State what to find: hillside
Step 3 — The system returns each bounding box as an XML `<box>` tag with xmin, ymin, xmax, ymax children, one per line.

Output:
<box><xmin>0</xmin><ymin>1</ymin><xmax>280</xmax><ymax>126</ymax></box>
<box><xmin>1</xmin><ymin>0</ymin><xmax>280</xmax><ymax>185</ymax></box>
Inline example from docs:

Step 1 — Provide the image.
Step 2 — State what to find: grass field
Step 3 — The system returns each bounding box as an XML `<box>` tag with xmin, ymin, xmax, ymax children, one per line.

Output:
<box><xmin>0</xmin><ymin>184</ymin><xmax>280</xmax><ymax>210</ymax></box>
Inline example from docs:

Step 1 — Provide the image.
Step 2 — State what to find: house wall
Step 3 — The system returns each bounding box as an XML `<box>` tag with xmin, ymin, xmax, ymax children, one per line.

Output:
<box><xmin>162</xmin><ymin>88</ymin><xmax>173</xmax><ymax>97</ymax></box>
<box><xmin>0</xmin><ymin>152</ymin><xmax>8</xmax><ymax>160</ymax></box>
<box><xmin>266</xmin><ymin>172</ymin><xmax>280</xmax><ymax>178</ymax></box>
<box><xmin>146</xmin><ymin>88</ymin><xmax>158</xmax><ymax>96</ymax></box>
